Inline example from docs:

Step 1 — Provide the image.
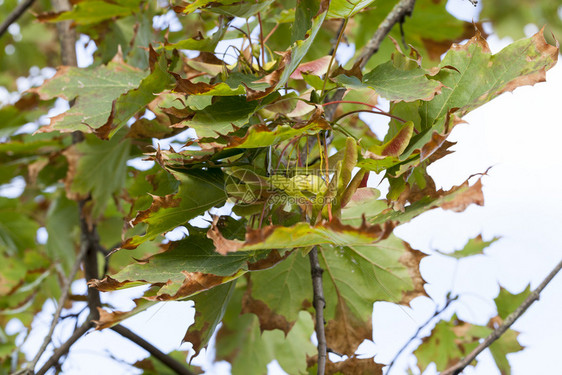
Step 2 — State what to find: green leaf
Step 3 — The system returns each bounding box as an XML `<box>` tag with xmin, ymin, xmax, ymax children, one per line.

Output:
<box><xmin>421</xmin><ymin>30</ymin><xmax>558</xmax><ymax>128</ymax></box>
<box><xmin>184</xmin><ymin>281</ymin><xmax>236</xmax><ymax>356</ymax></box>
<box><xmin>104</xmin><ymin>49</ymin><xmax>175</xmax><ymax>138</ymax></box>
<box><xmin>181</xmin><ymin>96</ymin><xmax>260</xmax><ymax>138</ymax></box>
<box><xmin>208</xmin><ymin>219</ymin><xmax>390</xmax><ymax>254</ymax></box>
<box><xmin>494</xmin><ymin>285</ymin><xmax>532</xmax><ymax>320</ymax></box>
<box><xmin>262</xmin><ymin>311</ymin><xmax>316</xmax><ymax>375</ymax></box>
<box><xmin>33</xmin><ymin>62</ymin><xmax>146</xmax><ymax>135</ymax></box>
<box><xmin>489</xmin><ymin>329</ymin><xmax>524</xmax><ymax>375</ymax></box>
<box><xmin>414</xmin><ymin>315</ymin><xmax>523</xmax><ymax>374</ymax></box>
<box><xmin>437</xmin><ymin>235</ymin><xmax>499</xmax><ymax>259</ymax></box>
<box><xmin>481</xmin><ymin>0</ymin><xmax>562</xmax><ymax>44</ymax></box>
<box><xmin>275</xmin><ymin>6</ymin><xmax>327</xmax><ymax>91</ymax></box>
<box><xmin>292</xmin><ymin>0</ymin><xmax>319</xmax><ymax>42</ymax></box>
<box><xmin>319</xmin><ymin>235</ymin><xmax>426</xmax><ymax>354</ymax></box>
<box><xmin>414</xmin><ymin>316</ymin><xmax>481</xmax><ymax>373</ymax></box>
<box><xmin>0</xmin><ymin>198</ymin><xmax>39</xmax><ymax>256</ymax></box>
<box><xmin>328</xmin><ymin>0</ymin><xmax>375</xmax><ymax>19</ymax></box>
<box><xmin>206</xmin><ymin>0</ymin><xmax>275</xmax><ymax>18</ymax></box>
<box><xmin>64</xmin><ymin>130</ymin><xmax>131</xmax><ymax>219</ymax></box>
<box><xmin>93</xmin><ymin>234</ymin><xmax>253</xmax><ymax>299</ymax></box>
<box><xmin>250</xmin><ymin>251</ymin><xmax>312</xmax><ymax>324</ymax></box>
<box><xmin>337</xmin><ymin>53</ymin><xmax>443</xmax><ymax>102</ymax></box>
<box><xmin>38</xmin><ymin>0</ymin><xmax>143</xmax><ymax>25</ymax></box>
<box><xmin>226</xmin><ymin>121</ymin><xmax>329</xmax><ymax>149</ymax></box>
<box><xmin>217</xmin><ymin>308</ymin><xmax>315</xmax><ymax>375</ymax></box>
<box><xmin>163</xmin><ymin>17</ymin><xmax>228</xmax><ymax>52</ymax></box>
<box><xmin>369</xmin><ymin>178</ymin><xmax>484</xmax><ymax>225</ymax></box>
<box><xmin>124</xmin><ymin>168</ymin><xmax>226</xmax><ymax>248</ymax></box>
<box><xmin>45</xmin><ymin>192</ymin><xmax>79</xmax><ymax>272</ymax></box>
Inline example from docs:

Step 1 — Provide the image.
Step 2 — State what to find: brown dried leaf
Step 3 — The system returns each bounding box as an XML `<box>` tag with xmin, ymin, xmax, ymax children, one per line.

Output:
<box><xmin>441</xmin><ymin>179</ymin><xmax>484</xmax><ymax>212</ymax></box>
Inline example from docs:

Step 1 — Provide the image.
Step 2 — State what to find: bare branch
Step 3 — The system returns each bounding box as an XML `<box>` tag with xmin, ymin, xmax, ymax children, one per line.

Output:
<box><xmin>34</xmin><ymin>320</ymin><xmax>94</xmax><ymax>375</ymax></box>
<box><xmin>0</xmin><ymin>0</ymin><xmax>35</xmax><ymax>38</ymax></box>
<box><xmin>111</xmin><ymin>324</ymin><xmax>195</xmax><ymax>375</ymax></box>
<box><xmin>309</xmin><ymin>246</ymin><xmax>327</xmax><ymax>375</ymax></box>
<box><xmin>386</xmin><ymin>294</ymin><xmax>457</xmax><ymax>374</ymax></box>
<box><xmin>442</xmin><ymin>258</ymin><xmax>562</xmax><ymax>375</ymax></box>
<box><xmin>24</xmin><ymin>246</ymin><xmax>88</xmax><ymax>374</ymax></box>
<box><xmin>357</xmin><ymin>0</ymin><xmax>416</xmax><ymax>69</ymax></box>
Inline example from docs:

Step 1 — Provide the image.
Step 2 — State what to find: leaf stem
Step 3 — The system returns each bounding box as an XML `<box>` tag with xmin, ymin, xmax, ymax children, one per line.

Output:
<box><xmin>332</xmin><ymin>109</ymin><xmax>407</xmax><ymax>124</ymax></box>
<box><xmin>321</xmin><ymin>18</ymin><xmax>348</xmax><ymax>96</ymax></box>
<box><xmin>322</xmin><ymin>100</ymin><xmax>385</xmax><ymax>113</ymax></box>
<box><xmin>442</xmin><ymin>258</ymin><xmax>562</xmax><ymax>375</ymax></box>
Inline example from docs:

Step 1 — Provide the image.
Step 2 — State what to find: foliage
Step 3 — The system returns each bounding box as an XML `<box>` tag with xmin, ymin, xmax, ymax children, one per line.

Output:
<box><xmin>0</xmin><ymin>0</ymin><xmax>559</xmax><ymax>374</ymax></box>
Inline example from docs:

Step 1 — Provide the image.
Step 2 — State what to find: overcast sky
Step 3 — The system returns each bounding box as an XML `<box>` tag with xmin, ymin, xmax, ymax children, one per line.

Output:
<box><xmin>5</xmin><ymin>2</ymin><xmax>562</xmax><ymax>374</ymax></box>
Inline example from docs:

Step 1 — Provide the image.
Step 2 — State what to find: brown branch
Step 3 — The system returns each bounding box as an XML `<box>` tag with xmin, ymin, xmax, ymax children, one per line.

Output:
<box><xmin>52</xmin><ymin>0</ymin><xmax>77</xmax><ymax>67</ymax></box>
<box><xmin>78</xmin><ymin>201</ymin><xmax>102</xmax><ymax>321</ymax></box>
<box><xmin>441</xmin><ymin>258</ymin><xmax>562</xmax><ymax>375</ymax></box>
<box><xmin>0</xmin><ymin>0</ymin><xmax>35</xmax><ymax>38</ymax></box>
<box><xmin>356</xmin><ymin>0</ymin><xmax>416</xmax><ymax>69</ymax></box>
<box><xmin>309</xmin><ymin>246</ymin><xmax>327</xmax><ymax>375</ymax></box>
<box><xmin>111</xmin><ymin>325</ymin><xmax>195</xmax><ymax>375</ymax></box>
<box><xmin>52</xmin><ymin>0</ymin><xmax>101</xmax><ymax>320</ymax></box>
<box><xmin>34</xmin><ymin>320</ymin><xmax>94</xmax><ymax>375</ymax></box>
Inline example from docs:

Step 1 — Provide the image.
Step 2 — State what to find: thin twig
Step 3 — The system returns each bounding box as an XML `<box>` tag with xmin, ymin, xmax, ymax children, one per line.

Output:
<box><xmin>34</xmin><ymin>320</ymin><xmax>94</xmax><ymax>375</ymax></box>
<box><xmin>309</xmin><ymin>246</ymin><xmax>327</xmax><ymax>375</ymax></box>
<box><xmin>385</xmin><ymin>294</ymin><xmax>458</xmax><ymax>374</ymax></box>
<box><xmin>321</xmin><ymin>18</ymin><xmax>348</xmax><ymax>96</ymax></box>
<box><xmin>257</xmin><ymin>12</ymin><xmax>265</xmax><ymax>66</ymax></box>
<box><xmin>356</xmin><ymin>0</ymin><xmax>416</xmax><ymax>69</ymax></box>
<box><xmin>111</xmin><ymin>324</ymin><xmax>195</xmax><ymax>375</ymax></box>
<box><xmin>0</xmin><ymin>0</ymin><xmax>35</xmax><ymax>38</ymax></box>
<box><xmin>323</xmin><ymin>0</ymin><xmax>417</xmax><ymax>141</ymax></box>
<box><xmin>25</xmin><ymin>246</ymin><xmax>89</xmax><ymax>374</ymax></box>
<box><xmin>442</xmin><ymin>258</ymin><xmax>562</xmax><ymax>375</ymax></box>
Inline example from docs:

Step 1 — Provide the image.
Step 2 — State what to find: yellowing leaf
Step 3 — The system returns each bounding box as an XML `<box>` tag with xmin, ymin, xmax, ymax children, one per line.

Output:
<box><xmin>328</xmin><ymin>0</ymin><xmax>375</xmax><ymax>19</ymax></box>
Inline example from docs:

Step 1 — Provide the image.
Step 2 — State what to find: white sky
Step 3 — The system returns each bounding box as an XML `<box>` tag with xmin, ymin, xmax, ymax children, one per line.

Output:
<box><xmin>4</xmin><ymin>2</ymin><xmax>562</xmax><ymax>374</ymax></box>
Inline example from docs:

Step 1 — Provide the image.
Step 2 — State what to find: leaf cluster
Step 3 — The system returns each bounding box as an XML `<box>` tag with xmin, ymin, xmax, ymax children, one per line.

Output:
<box><xmin>0</xmin><ymin>0</ymin><xmax>558</xmax><ymax>374</ymax></box>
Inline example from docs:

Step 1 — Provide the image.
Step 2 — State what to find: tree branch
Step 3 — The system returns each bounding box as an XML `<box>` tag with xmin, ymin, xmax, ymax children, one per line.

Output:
<box><xmin>325</xmin><ymin>0</ymin><xmax>416</xmax><ymax>121</ymax></box>
<box><xmin>34</xmin><ymin>320</ymin><xmax>94</xmax><ymax>375</ymax></box>
<box><xmin>23</xmin><ymin>245</ymin><xmax>89</xmax><ymax>374</ymax></box>
<box><xmin>78</xmin><ymin>201</ymin><xmax>102</xmax><ymax>321</ymax></box>
<box><xmin>0</xmin><ymin>0</ymin><xmax>35</xmax><ymax>38</ymax></box>
<box><xmin>309</xmin><ymin>246</ymin><xmax>327</xmax><ymax>375</ymax></box>
<box><xmin>386</xmin><ymin>294</ymin><xmax>457</xmax><ymax>374</ymax></box>
<box><xmin>356</xmin><ymin>0</ymin><xmax>416</xmax><ymax>69</ymax></box>
<box><xmin>441</xmin><ymin>258</ymin><xmax>562</xmax><ymax>375</ymax></box>
<box><xmin>52</xmin><ymin>0</ymin><xmax>77</xmax><ymax>67</ymax></box>
<box><xmin>111</xmin><ymin>324</ymin><xmax>195</xmax><ymax>375</ymax></box>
